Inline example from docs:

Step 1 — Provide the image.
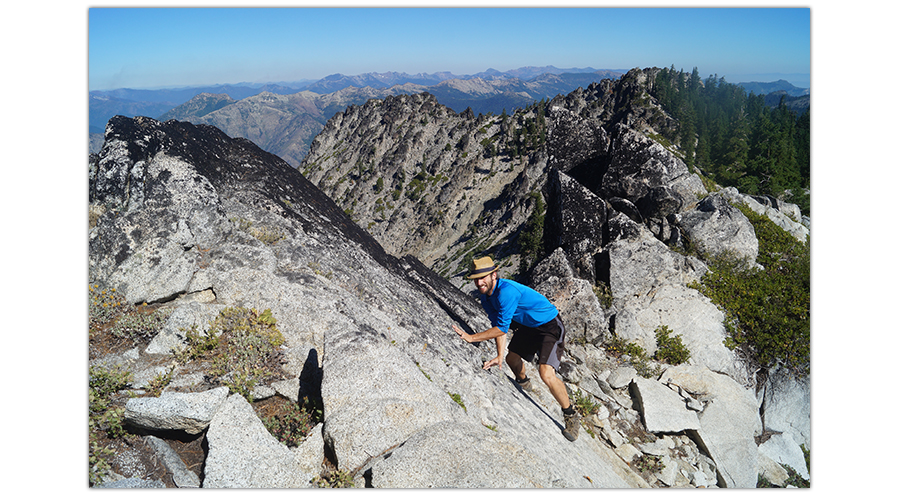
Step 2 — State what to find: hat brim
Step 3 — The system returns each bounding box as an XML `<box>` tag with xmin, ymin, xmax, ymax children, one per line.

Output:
<box><xmin>466</xmin><ymin>266</ymin><xmax>498</xmax><ymax>280</ymax></box>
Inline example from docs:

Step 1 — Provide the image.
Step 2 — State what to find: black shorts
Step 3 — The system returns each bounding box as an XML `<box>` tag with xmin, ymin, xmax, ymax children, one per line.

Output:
<box><xmin>507</xmin><ymin>315</ymin><xmax>566</xmax><ymax>371</ymax></box>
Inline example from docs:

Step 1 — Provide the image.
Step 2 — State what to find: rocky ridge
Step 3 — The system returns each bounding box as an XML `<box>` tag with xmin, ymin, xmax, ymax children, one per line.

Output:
<box><xmin>123</xmin><ymin>70</ymin><xmax>624</xmax><ymax>167</ymax></box>
<box><xmin>88</xmin><ymin>70</ymin><xmax>810</xmax><ymax>488</ymax></box>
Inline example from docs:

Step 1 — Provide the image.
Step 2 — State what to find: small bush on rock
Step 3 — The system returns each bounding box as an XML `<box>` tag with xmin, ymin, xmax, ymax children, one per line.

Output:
<box><xmin>89</xmin><ymin>284</ymin><xmax>131</xmax><ymax>335</ymax></box>
<box><xmin>262</xmin><ymin>397</ymin><xmax>321</xmax><ymax>448</ymax></box>
<box><xmin>634</xmin><ymin>454</ymin><xmax>665</xmax><ymax>475</ymax></box>
<box><xmin>177</xmin><ymin>307</ymin><xmax>287</xmax><ymax>401</ymax></box>
<box><xmin>593</xmin><ymin>282</ymin><xmax>613</xmax><ymax>309</ymax></box>
<box><xmin>313</xmin><ymin>469</ymin><xmax>355</xmax><ymax>488</ymax></box>
<box><xmin>605</xmin><ymin>333</ymin><xmax>662</xmax><ymax>379</ymax></box>
<box><xmin>111</xmin><ymin>308</ymin><xmax>171</xmax><ymax>341</ymax></box>
<box><xmin>89</xmin><ymin>365</ymin><xmax>131</xmax><ymax>427</ymax></box>
<box><xmin>571</xmin><ymin>388</ymin><xmax>600</xmax><ymax>416</ymax></box>
<box><xmin>652</xmin><ymin>325</ymin><xmax>691</xmax><ymax>365</ymax></box>
<box><xmin>448</xmin><ymin>392</ymin><xmax>466</xmax><ymax>411</ymax></box>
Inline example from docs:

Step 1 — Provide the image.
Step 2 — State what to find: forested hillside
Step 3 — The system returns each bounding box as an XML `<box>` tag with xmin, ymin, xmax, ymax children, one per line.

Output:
<box><xmin>650</xmin><ymin>67</ymin><xmax>810</xmax><ymax>215</ymax></box>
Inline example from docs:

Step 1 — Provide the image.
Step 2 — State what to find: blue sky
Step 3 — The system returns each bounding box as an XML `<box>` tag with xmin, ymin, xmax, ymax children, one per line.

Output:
<box><xmin>89</xmin><ymin>6</ymin><xmax>810</xmax><ymax>91</ymax></box>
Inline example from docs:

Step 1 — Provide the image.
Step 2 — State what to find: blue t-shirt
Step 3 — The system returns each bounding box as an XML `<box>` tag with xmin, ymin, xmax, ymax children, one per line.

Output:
<box><xmin>481</xmin><ymin>279</ymin><xmax>558</xmax><ymax>333</ymax></box>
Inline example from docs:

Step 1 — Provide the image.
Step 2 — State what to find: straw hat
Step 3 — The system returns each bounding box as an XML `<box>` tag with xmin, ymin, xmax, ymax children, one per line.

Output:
<box><xmin>467</xmin><ymin>256</ymin><xmax>499</xmax><ymax>279</ymax></box>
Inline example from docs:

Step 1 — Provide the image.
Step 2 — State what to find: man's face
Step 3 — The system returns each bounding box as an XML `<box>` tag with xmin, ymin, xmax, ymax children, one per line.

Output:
<box><xmin>474</xmin><ymin>272</ymin><xmax>496</xmax><ymax>296</ymax></box>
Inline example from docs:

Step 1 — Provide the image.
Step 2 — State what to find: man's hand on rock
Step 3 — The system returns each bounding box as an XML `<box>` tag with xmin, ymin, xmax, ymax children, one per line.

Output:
<box><xmin>452</xmin><ymin>324</ymin><xmax>474</xmax><ymax>343</ymax></box>
<box><xmin>482</xmin><ymin>356</ymin><xmax>502</xmax><ymax>371</ymax></box>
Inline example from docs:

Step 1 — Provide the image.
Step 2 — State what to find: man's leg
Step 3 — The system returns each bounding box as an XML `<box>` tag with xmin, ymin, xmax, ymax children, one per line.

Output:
<box><xmin>506</xmin><ymin>351</ymin><xmax>526</xmax><ymax>380</ymax></box>
<box><xmin>538</xmin><ymin>363</ymin><xmax>571</xmax><ymax>408</ymax></box>
<box><xmin>539</xmin><ymin>363</ymin><xmax>580</xmax><ymax>442</ymax></box>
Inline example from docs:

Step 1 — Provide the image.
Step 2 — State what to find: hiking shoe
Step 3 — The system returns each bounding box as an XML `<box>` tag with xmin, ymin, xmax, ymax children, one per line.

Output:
<box><xmin>516</xmin><ymin>377</ymin><xmax>533</xmax><ymax>392</ymax></box>
<box><xmin>563</xmin><ymin>411</ymin><xmax>581</xmax><ymax>441</ymax></box>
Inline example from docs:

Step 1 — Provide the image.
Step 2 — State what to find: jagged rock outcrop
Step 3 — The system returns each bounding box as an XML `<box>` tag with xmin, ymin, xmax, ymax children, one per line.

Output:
<box><xmin>719</xmin><ymin>187</ymin><xmax>809</xmax><ymax>244</ymax></box>
<box><xmin>547</xmin><ymin>168</ymin><xmax>607</xmax><ymax>283</ymax></box>
<box><xmin>148</xmin><ymin>72</ymin><xmax>622</xmax><ymax>167</ymax></box>
<box><xmin>300</xmin><ymin>91</ymin><xmax>545</xmax><ymax>280</ymax></box>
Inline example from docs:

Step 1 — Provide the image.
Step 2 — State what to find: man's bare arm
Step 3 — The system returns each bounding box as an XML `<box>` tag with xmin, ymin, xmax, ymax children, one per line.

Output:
<box><xmin>453</xmin><ymin>324</ymin><xmax>505</xmax><ymax>343</ymax></box>
<box><xmin>453</xmin><ymin>325</ymin><xmax>507</xmax><ymax>370</ymax></box>
<box><xmin>483</xmin><ymin>333</ymin><xmax>506</xmax><ymax>370</ymax></box>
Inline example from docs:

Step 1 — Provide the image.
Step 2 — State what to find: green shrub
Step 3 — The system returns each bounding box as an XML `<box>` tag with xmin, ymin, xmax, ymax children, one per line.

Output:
<box><xmin>88</xmin><ymin>365</ymin><xmax>132</xmax><ymax>485</ymax></box>
<box><xmin>263</xmin><ymin>397</ymin><xmax>321</xmax><ymax>447</ymax></box>
<box><xmin>177</xmin><ymin>307</ymin><xmax>286</xmax><ymax>401</ymax></box>
<box><xmin>146</xmin><ymin>367</ymin><xmax>173</xmax><ymax>397</ymax></box>
<box><xmin>110</xmin><ymin>308</ymin><xmax>171</xmax><ymax>340</ymax></box>
<box><xmin>605</xmin><ymin>333</ymin><xmax>662</xmax><ymax>379</ymax></box>
<box><xmin>691</xmin><ymin>202</ymin><xmax>810</xmax><ymax>374</ymax></box>
<box><xmin>313</xmin><ymin>469</ymin><xmax>355</xmax><ymax>488</ymax></box>
<box><xmin>634</xmin><ymin>454</ymin><xmax>665</xmax><ymax>474</ymax></box>
<box><xmin>606</xmin><ymin>332</ymin><xmax>647</xmax><ymax>359</ymax></box>
<box><xmin>175</xmin><ymin>324</ymin><xmax>220</xmax><ymax>363</ymax></box>
<box><xmin>571</xmin><ymin>388</ymin><xmax>600</xmax><ymax>416</ymax></box>
<box><xmin>593</xmin><ymin>282</ymin><xmax>613</xmax><ymax>308</ymax></box>
<box><xmin>89</xmin><ymin>365</ymin><xmax>131</xmax><ymax>420</ymax></box>
<box><xmin>652</xmin><ymin>325</ymin><xmax>691</xmax><ymax>365</ymax></box>
<box><xmin>89</xmin><ymin>284</ymin><xmax>132</xmax><ymax>335</ymax></box>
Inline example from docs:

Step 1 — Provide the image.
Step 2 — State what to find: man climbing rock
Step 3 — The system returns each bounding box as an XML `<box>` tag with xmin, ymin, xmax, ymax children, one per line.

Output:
<box><xmin>452</xmin><ymin>256</ymin><xmax>581</xmax><ymax>441</ymax></box>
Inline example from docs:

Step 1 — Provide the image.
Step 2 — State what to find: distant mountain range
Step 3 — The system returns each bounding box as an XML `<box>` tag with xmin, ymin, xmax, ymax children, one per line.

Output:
<box><xmin>735</xmin><ymin>79</ymin><xmax>809</xmax><ymax>97</ymax></box>
<box><xmin>89</xmin><ymin>67</ymin><xmax>811</xmax><ymax>165</ymax></box>
<box><xmin>89</xmin><ymin>67</ymin><xmax>628</xmax><ymax>133</ymax></box>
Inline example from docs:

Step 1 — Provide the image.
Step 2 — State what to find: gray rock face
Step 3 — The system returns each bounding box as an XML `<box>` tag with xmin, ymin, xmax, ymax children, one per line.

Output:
<box><xmin>293</xmin><ymin>423</ymin><xmax>326</xmax><ymax>486</ymax></box>
<box><xmin>204</xmin><ymin>394</ymin><xmax>307</xmax><ymax>488</ymax></box>
<box><xmin>321</xmin><ymin>327</ymin><xmax>467</xmax><ymax>472</ymax></box>
<box><xmin>547</xmin><ymin>169</ymin><xmax>607</xmax><ymax>282</ymax></box>
<box><xmin>367</xmin><ymin>421</ymin><xmax>556</xmax><ymax>488</ymax></box>
<box><xmin>758</xmin><ymin>433</ymin><xmax>809</xmax><ymax>481</ymax></box>
<box><xmin>89</xmin><ymin>116</ymin><xmax>646</xmax><ymax>488</ymax></box>
<box><xmin>678</xmin><ymin>192</ymin><xmax>759</xmax><ymax>265</ymax></box>
<box><xmin>547</xmin><ymin>104</ymin><xmax>609</xmax><ymax>174</ymax></box>
<box><xmin>124</xmin><ymin>386</ymin><xmax>229</xmax><ymax>435</ymax></box>
<box><xmin>760</xmin><ymin>363</ymin><xmax>811</xmax><ymax>450</ymax></box>
<box><xmin>630</xmin><ymin>377</ymin><xmax>700</xmax><ymax>434</ymax></box>
<box><xmin>661</xmin><ymin>365</ymin><xmax>762</xmax><ymax>488</ymax></box>
<box><xmin>720</xmin><ymin>187</ymin><xmax>808</xmax><ymax>244</ymax></box>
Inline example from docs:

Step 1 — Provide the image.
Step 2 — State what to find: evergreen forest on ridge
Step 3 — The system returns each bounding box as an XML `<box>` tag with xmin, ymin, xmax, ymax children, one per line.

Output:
<box><xmin>650</xmin><ymin>66</ymin><xmax>810</xmax><ymax>215</ymax></box>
